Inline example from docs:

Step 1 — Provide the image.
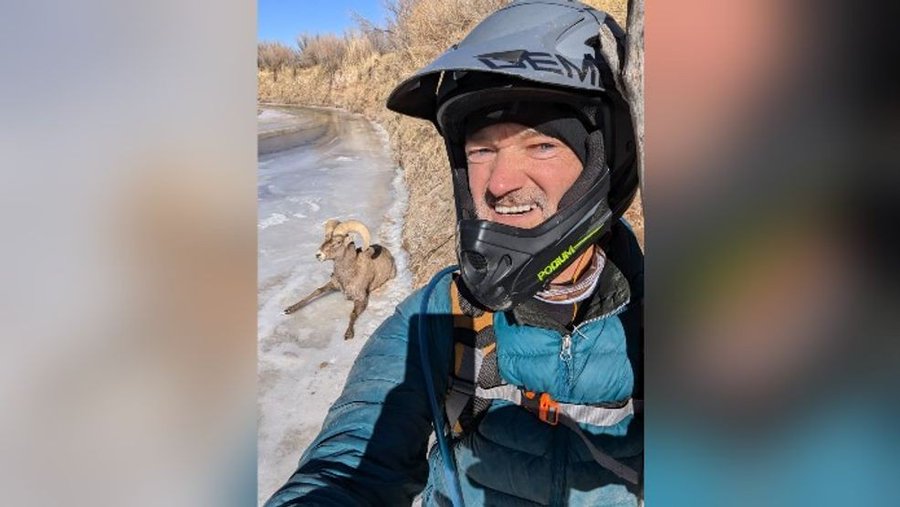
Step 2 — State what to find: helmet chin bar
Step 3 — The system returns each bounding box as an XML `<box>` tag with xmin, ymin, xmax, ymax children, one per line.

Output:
<box><xmin>456</xmin><ymin>172</ymin><xmax>612</xmax><ymax>311</ymax></box>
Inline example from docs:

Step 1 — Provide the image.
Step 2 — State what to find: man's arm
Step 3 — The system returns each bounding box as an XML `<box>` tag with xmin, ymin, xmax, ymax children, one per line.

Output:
<box><xmin>265</xmin><ymin>284</ymin><xmax>453</xmax><ymax>506</ymax></box>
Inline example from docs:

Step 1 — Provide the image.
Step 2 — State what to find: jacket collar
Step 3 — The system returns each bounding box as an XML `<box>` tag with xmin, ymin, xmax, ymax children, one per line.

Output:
<box><xmin>510</xmin><ymin>256</ymin><xmax>632</xmax><ymax>333</ymax></box>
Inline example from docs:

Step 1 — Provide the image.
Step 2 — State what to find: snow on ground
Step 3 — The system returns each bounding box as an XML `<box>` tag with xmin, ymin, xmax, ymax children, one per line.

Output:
<box><xmin>257</xmin><ymin>106</ymin><xmax>412</xmax><ymax>505</ymax></box>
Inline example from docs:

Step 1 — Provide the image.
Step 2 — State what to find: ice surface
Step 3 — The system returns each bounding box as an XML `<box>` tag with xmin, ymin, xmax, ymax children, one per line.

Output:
<box><xmin>256</xmin><ymin>108</ymin><xmax>308</xmax><ymax>135</ymax></box>
<box><xmin>257</xmin><ymin>106</ymin><xmax>413</xmax><ymax>504</ymax></box>
<box><xmin>257</xmin><ymin>213</ymin><xmax>288</xmax><ymax>230</ymax></box>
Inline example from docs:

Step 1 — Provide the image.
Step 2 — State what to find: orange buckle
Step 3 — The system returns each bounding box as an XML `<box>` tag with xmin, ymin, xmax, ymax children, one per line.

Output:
<box><xmin>538</xmin><ymin>393</ymin><xmax>560</xmax><ymax>425</ymax></box>
<box><xmin>521</xmin><ymin>390</ymin><xmax>560</xmax><ymax>425</ymax></box>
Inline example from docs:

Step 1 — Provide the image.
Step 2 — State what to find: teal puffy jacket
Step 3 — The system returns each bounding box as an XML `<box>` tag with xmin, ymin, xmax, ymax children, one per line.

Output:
<box><xmin>266</xmin><ymin>221</ymin><xmax>643</xmax><ymax>506</ymax></box>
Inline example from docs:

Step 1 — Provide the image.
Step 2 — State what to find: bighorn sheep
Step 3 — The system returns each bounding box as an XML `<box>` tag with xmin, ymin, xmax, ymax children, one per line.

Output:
<box><xmin>284</xmin><ymin>219</ymin><xmax>396</xmax><ymax>340</ymax></box>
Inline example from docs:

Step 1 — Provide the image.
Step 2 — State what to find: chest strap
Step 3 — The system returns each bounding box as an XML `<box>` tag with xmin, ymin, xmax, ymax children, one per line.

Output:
<box><xmin>445</xmin><ymin>346</ymin><xmax>641</xmax><ymax>485</ymax></box>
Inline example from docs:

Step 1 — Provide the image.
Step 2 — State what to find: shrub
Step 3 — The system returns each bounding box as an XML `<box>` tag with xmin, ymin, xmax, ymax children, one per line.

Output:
<box><xmin>351</xmin><ymin>13</ymin><xmax>397</xmax><ymax>55</ymax></box>
<box><xmin>257</xmin><ymin>41</ymin><xmax>299</xmax><ymax>81</ymax></box>
<box><xmin>297</xmin><ymin>33</ymin><xmax>348</xmax><ymax>72</ymax></box>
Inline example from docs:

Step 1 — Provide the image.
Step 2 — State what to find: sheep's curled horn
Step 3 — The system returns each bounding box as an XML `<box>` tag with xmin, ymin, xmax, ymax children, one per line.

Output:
<box><xmin>323</xmin><ymin>218</ymin><xmax>340</xmax><ymax>237</ymax></box>
<box><xmin>325</xmin><ymin>219</ymin><xmax>371</xmax><ymax>251</ymax></box>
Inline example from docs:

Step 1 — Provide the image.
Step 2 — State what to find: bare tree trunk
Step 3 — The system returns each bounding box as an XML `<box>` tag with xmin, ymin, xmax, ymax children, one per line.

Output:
<box><xmin>623</xmin><ymin>0</ymin><xmax>644</xmax><ymax>193</ymax></box>
<box><xmin>597</xmin><ymin>1</ymin><xmax>644</xmax><ymax>192</ymax></box>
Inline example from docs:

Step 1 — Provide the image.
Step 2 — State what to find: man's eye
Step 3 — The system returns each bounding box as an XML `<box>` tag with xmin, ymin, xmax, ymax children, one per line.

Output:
<box><xmin>466</xmin><ymin>148</ymin><xmax>494</xmax><ymax>163</ymax></box>
<box><xmin>530</xmin><ymin>142</ymin><xmax>559</xmax><ymax>159</ymax></box>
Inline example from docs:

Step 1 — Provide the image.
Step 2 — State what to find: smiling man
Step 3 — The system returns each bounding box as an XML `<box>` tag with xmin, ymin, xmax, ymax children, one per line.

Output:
<box><xmin>266</xmin><ymin>1</ymin><xmax>643</xmax><ymax>505</ymax></box>
<box><xmin>462</xmin><ymin>105</ymin><xmax>594</xmax><ymax>287</ymax></box>
<box><xmin>466</xmin><ymin>123</ymin><xmax>583</xmax><ymax>227</ymax></box>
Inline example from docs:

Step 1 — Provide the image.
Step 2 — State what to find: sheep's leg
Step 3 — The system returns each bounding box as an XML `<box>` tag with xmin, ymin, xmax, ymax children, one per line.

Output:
<box><xmin>344</xmin><ymin>297</ymin><xmax>369</xmax><ymax>340</ymax></box>
<box><xmin>284</xmin><ymin>282</ymin><xmax>337</xmax><ymax>315</ymax></box>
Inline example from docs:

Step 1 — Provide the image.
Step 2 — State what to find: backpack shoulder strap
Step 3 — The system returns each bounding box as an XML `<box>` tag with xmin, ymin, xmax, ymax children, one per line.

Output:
<box><xmin>445</xmin><ymin>277</ymin><xmax>498</xmax><ymax>435</ymax></box>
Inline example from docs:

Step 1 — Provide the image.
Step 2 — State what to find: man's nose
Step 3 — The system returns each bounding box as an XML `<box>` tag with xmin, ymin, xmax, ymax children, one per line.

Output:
<box><xmin>486</xmin><ymin>149</ymin><xmax>527</xmax><ymax>198</ymax></box>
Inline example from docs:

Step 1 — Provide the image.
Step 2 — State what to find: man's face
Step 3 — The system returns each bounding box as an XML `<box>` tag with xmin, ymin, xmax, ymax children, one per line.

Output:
<box><xmin>464</xmin><ymin>122</ymin><xmax>583</xmax><ymax>229</ymax></box>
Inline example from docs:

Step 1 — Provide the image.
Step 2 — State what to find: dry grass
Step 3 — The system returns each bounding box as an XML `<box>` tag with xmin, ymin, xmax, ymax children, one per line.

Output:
<box><xmin>388</xmin><ymin>0</ymin><xmax>509</xmax><ymax>66</ymax></box>
<box><xmin>258</xmin><ymin>0</ymin><xmax>638</xmax><ymax>287</ymax></box>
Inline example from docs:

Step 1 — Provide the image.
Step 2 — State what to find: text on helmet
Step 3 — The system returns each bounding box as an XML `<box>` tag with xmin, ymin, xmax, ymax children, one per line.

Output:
<box><xmin>476</xmin><ymin>50</ymin><xmax>603</xmax><ymax>87</ymax></box>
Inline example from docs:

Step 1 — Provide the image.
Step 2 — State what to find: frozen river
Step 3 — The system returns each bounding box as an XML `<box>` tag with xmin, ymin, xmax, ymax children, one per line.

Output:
<box><xmin>257</xmin><ymin>106</ymin><xmax>412</xmax><ymax>504</ymax></box>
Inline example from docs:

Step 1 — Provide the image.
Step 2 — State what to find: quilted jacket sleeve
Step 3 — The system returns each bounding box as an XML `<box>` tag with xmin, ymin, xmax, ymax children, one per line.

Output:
<box><xmin>265</xmin><ymin>281</ymin><xmax>454</xmax><ymax>506</ymax></box>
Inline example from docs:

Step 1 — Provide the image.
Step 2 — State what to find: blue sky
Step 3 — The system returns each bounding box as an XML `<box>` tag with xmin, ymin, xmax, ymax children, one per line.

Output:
<box><xmin>258</xmin><ymin>0</ymin><xmax>390</xmax><ymax>45</ymax></box>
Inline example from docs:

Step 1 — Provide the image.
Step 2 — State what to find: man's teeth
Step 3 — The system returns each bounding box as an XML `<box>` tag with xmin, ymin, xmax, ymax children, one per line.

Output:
<box><xmin>495</xmin><ymin>204</ymin><xmax>534</xmax><ymax>215</ymax></box>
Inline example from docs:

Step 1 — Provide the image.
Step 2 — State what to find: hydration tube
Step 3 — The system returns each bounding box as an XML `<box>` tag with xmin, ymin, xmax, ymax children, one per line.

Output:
<box><xmin>418</xmin><ymin>265</ymin><xmax>465</xmax><ymax>507</ymax></box>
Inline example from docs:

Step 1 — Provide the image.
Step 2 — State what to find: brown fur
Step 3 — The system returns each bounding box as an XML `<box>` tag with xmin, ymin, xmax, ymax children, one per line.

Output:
<box><xmin>284</xmin><ymin>220</ymin><xmax>396</xmax><ymax>340</ymax></box>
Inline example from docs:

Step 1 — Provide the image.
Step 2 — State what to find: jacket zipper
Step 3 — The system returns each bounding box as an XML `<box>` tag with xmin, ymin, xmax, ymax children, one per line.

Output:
<box><xmin>560</xmin><ymin>313</ymin><xmax>613</xmax><ymax>386</ymax></box>
<box><xmin>560</xmin><ymin>333</ymin><xmax>573</xmax><ymax>385</ymax></box>
<box><xmin>562</xmin><ymin>310</ymin><xmax>601</xmax><ymax>384</ymax></box>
